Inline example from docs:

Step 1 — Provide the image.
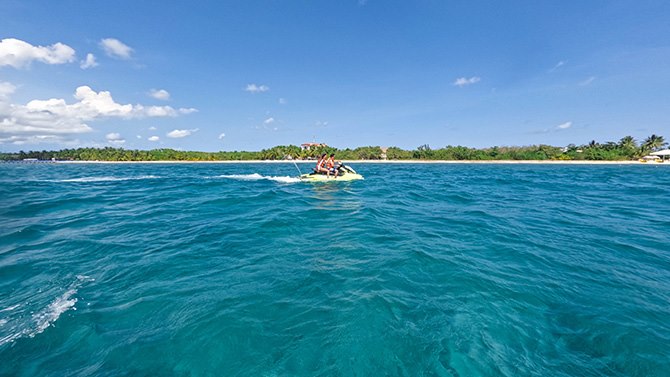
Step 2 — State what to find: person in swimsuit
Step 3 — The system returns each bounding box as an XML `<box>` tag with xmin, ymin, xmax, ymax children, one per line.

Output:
<box><xmin>326</xmin><ymin>153</ymin><xmax>339</xmax><ymax>178</ymax></box>
<box><xmin>315</xmin><ymin>153</ymin><xmax>329</xmax><ymax>174</ymax></box>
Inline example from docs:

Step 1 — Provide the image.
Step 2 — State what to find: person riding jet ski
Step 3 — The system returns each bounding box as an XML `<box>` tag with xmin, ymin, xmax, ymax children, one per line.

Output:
<box><xmin>314</xmin><ymin>153</ymin><xmax>329</xmax><ymax>175</ymax></box>
<box><xmin>326</xmin><ymin>153</ymin><xmax>340</xmax><ymax>178</ymax></box>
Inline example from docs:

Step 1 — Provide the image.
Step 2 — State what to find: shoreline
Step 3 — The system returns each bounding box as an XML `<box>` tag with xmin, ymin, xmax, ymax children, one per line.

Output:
<box><xmin>41</xmin><ymin>159</ymin><xmax>668</xmax><ymax>165</ymax></box>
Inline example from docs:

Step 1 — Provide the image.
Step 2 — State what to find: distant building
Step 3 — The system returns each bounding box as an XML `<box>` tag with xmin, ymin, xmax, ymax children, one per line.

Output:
<box><xmin>300</xmin><ymin>142</ymin><xmax>327</xmax><ymax>150</ymax></box>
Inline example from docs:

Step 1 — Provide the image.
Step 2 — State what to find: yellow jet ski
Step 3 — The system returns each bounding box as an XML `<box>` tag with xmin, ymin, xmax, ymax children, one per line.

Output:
<box><xmin>299</xmin><ymin>164</ymin><xmax>364</xmax><ymax>181</ymax></box>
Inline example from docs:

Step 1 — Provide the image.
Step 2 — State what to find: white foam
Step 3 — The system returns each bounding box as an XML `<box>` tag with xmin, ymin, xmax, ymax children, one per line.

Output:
<box><xmin>268</xmin><ymin>176</ymin><xmax>302</xmax><ymax>183</ymax></box>
<box><xmin>31</xmin><ymin>288</ymin><xmax>78</xmax><ymax>335</ymax></box>
<box><xmin>58</xmin><ymin>175</ymin><xmax>160</xmax><ymax>182</ymax></box>
<box><xmin>216</xmin><ymin>173</ymin><xmax>301</xmax><ymax>183</ymax></box>
<box><xmin>0</xmin><ymin>304</ymin><xmax>20</xmax><ymax>312</ymax></box>
<box><xmin>0</xmin><ymin>275</ymin><xmax>92</xmax><ymax>346</ymax></box>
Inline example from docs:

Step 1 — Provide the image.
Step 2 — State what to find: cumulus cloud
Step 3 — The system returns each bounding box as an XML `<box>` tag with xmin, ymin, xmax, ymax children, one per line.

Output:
<box><xmin>0</xmin><ymin>91</ymin><xmax>94</xmax><ymax>136</ymax></box>
<box><xmin>0</xmin><ymin>82</ymin><xmax>16</xmax><ymax>100</ymax></box>
<box><xmin>99</xmin><ymin>38</ymin><xmax>133</xmax><ymax>59</ymax></box>
<box><xmin>244</xmin><ymin>84</ymin><xmax>269</xmax><ymax>93</ymax></box>
<box><xmin>167</xmin><ymin>128</ymin><xmax>198</xmax><ymax>138</ymax></box>
<box><xmin>178</xmin><ymin>107</ymin><xmax>198</xmax><ymax>114</ymax></box>
<box><xmin>278</xmin><ymin>98</ymin><xmax>287</xmax><ymax>105</ymax></box>
<box><xmin>0</xmin><ymin>135</ymin><xmax>65</xmax><ymax>145</ymax></box>
<box><xmin>263</xmin><ymin>117</ymin><xmax>275</xmax><ymax>125</ymax></box>
<box><xmin>106</xmin><ymin>132</ymin><xmax>125</xmax><ymax>144</ymax></box>
<box><xmin>0</xmin><ymin>38</ymin><xmax>75</xmax><ymax>68</ymax></box>
<box><xmin>148</xmin><ymin>135</ymin><xmax>160</xmax><ymax>141</ymax></box>
<box><xmin>80</xmin><ymin>53</ymin><xmax>98</xmax><ymax>69</ymax></box>
<box><xmin>0</xmin><ymin>83</ymin><xmax>197</xmax><ymax>145</ymax></box>
<box><xmin>453</xmin><ymin>76</ymin><xmax>481</xmax><ymax>87</ymax></box>
<box><xmin>218</xmin><ymin>133</ymin><xmax>226</xmax><ymax>140</ymax></box>
<box><xmin>142</xmin><ymin>106</ymin><xmax>177</xmax><ymax>117</ymax></box>
<box><xmin>556</xmin><ymin>121</ymin><xmax>572</xmax><ymax>130</ymax></box>
<box><xmin>149</xmin><ymin>89</ymin><xmax>170</xmax><ymax>100</ymax></box>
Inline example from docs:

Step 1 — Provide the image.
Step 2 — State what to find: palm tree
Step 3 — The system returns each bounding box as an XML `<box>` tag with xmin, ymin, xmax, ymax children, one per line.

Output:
<box><xmin>619</xmin><ymin>136</ymin><xmax>636</xmax><ymax>150</ymax></box>
<box><xmin>616</xmin><ymin>136</ymin><xmax>638</xmax><ymax>158</ymax></box>
<box><xmin>643</xmin><ymin>134</ymin><xmax>667</xmax><ymax>152</ymax></box>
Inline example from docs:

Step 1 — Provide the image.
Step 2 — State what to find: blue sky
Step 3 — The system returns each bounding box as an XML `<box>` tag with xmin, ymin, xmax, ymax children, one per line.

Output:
<box><xmin>1</xmin><ymin>0</ymin><xmax>669</xmax><ymax>151</ymax></box>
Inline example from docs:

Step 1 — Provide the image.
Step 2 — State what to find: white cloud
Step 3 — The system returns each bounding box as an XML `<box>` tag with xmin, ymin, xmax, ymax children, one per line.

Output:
<box><xmin>0</xmin><ymin>134</ymin><xmax>74</xmax><ymax>145</ymax></box>
<box><xmin>453</xmin><ymin>76</ymin><xmax>481</xmax><ymax>87</ymax></box>
<box><xmin>149</xmin><ymin>89</ymin><xmax>170</xmax><ymax>100</ymax></box>
<box><xmin>315</xmin><ymin>121</ymin><xmax>328</xmax><ymax>127</ymax></box>
<box><xmin>167</xmin><ymin>128</ymin><xmax>198</xmax><ymax>138</ymax></box>
<box><xmin>0</xmin><ymin>38</ymin><xmax>75</xmax><ymax>68</ymax></box>
<box><xmin>136</xmin><ymin>135</ymin><xmax>142</xmax><ymax>139</ymax></box>
<box><xmin>263</xmin><ymin>117</ymin><xmax>275</xmax><ymax>125</ymax></box>
<box><xmin>142</xmin><ymin>105</ymin><xmax>178</xmax><ymax>117</ymax></box>
<box><xmin>178</xmin><ymin>107</ymin><xmax>198</xmax><ymax>114</ymax></box>
<box><xmin>106</xmin><ymin>132</ymin><xmax>125</xmax><ymax>144</ymax></box>
<box><xmin>244</xmin><ymin>84</ymin><xmax>269</xmax><ymax>93</ymax></box>
<box><xmin>549</xmin><ymin>61</ymin><xmax>566</xmax><ymax>72</ymax></box>
<box><xmin>218</xmin><ymin>133</ymin><xmax>226</xmax><ymax>140</ymax></box>
<box><xmin>149</xmin><ymin>126</ymin><xmax>157</xmax><ymax>130</ymax></box>
<box><xmin>1</xmin><ymin>95</ymin><xmax>94</xmax><ymax>136</ymax></box>
<box><xmin>71</xmin><ymin>86</ymin><xmax>135</xmax><ymax>118</ymax></box>
<box><xmin>531</xmin><ymin>121</ymin><xmax>575</xmax><ymax>135</ymax></box>
<box><xmin>63</xmin><ymin>86</ymin><xmax>195</xmax><ymax>119</ymax></box>
<box><xmin>80</xmin><ymin>53</ymin><xmax>98</xmax><ymax>69</ymax></box>
<box><xmin>99</xmin><ymin>38</ymin><xmax>133</xmax><ymax>60</ymax></box>
<box><xmin>579</xmin><ymin>76</ymin><xmax>596</xmax><ymax>86</ymax></box>
<box><xmin>0</xmin><ymin>83</ymin><xmax>196</xmax><ymax>145</ymax></box>
<box><xmin>148</xmin><ymin>135</ymin><xmax>160</xmax><ymax>141</ymax></box>
<box><xmin>0</xmin><ymin>82</ymin><xmax>16</xmax><ymax>100</ymax></box>
<box><xmin>279</xmin><ymin>98</ymin><xmax>287</xmax><ymax>105</ymax></box>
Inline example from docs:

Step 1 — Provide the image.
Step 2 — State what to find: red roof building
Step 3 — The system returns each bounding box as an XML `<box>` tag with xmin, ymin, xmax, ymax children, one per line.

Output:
<box><xmin>300</xmin><ymin>142</ymin><xmax>327</xmax><ymax>150</ymax></box>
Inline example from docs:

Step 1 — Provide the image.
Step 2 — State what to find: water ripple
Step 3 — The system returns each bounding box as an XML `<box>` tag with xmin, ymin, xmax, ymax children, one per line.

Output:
<box><xmin>0</xmin><ymin>163</ymin><xmax>669</xmax><ymax>376</ymax></box>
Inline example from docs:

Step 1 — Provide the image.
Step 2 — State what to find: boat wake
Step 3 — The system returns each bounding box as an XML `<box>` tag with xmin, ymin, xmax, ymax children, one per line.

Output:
<box><xmin>56</xmin><ymin>175</ymin><xmax>161</xmax><ymax>182</ymax></box>
<box><xmin>214</xmin><ymin>173</ymin><xmax>301</xmax><ymax>184</ymax></box>
<box><xmin>0</xmin><ymin>275</ymin><xmax>93</xmax><ymax>347</ymax></box>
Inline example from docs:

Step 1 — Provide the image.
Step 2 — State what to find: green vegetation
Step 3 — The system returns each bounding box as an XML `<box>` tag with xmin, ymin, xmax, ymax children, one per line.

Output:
<box><xmin>1</xmin><ymin>135</ymin><xmax>667</xmax><ymax>162</ymax></box>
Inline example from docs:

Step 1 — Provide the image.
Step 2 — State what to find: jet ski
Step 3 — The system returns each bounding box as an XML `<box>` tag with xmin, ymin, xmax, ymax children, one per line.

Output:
<box><xmin>299</xmin><ymin>163</ymin><xmax>364</xmax><ymax>181</ymax></box>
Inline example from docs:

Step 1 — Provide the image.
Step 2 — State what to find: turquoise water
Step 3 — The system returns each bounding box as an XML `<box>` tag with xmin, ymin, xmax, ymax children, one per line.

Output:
<box><xmin>1</xmin><ymin>163</ymin><xmax>669</xmax><ymax>376</ymax></box>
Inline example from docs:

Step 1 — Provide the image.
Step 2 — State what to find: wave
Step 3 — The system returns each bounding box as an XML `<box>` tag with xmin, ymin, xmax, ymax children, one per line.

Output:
<box><xmin>54</xmin><ymin>175</ymin><xmax>161</xmax><ymax>183</ymax></box>
<box><xmin>0</xmin><ymin>275</ymin><xmax>93</xmax><ymax>347</ymax></box>
<box><xmin>0</xmin><ymin>304</ymin><xmax>20</xmax><ymax>312</ymax></box>
<box><xmin>214</xmin><ymin>173</ymin><xmax>301</xmax><ymax>184</ymax></box>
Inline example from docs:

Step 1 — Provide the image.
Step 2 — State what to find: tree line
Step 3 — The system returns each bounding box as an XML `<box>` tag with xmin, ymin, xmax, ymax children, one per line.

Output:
<box><xmin>1</xmin><ymin>134</ymin><xmax>666</xmax><ymax>162</ymax></box>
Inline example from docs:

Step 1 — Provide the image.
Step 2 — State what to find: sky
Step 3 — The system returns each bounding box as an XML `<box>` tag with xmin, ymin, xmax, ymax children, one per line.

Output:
<box><xmin>1</xmin><ymin>0</ymin><xmax>669</xmax><ymax>152</ymax></box>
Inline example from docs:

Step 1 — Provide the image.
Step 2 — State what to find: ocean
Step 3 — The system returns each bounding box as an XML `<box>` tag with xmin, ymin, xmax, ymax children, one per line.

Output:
<box><xmin>1</xmin><ymin>162</ymin><xmax>669</xmax><ymax>376</ymax></box>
